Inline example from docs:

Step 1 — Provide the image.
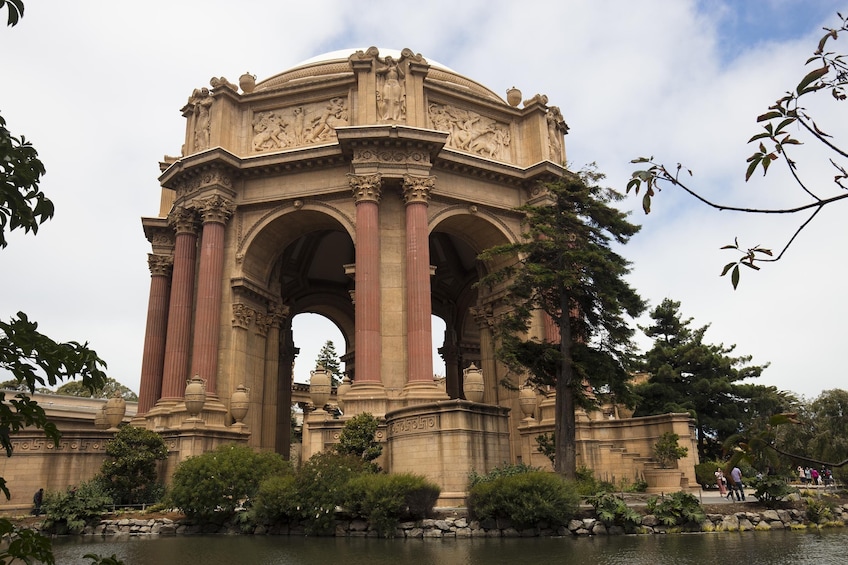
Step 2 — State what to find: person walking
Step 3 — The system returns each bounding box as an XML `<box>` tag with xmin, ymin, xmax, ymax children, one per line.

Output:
<box><xmin>715</xmin><ymin>468</ymin><xmax>727</xmax><ymax>496</ymax></box>
<box><xmin>730</xmin><ymin>466</ymin><xmax>745</xmax><ymax>501</ymax></box>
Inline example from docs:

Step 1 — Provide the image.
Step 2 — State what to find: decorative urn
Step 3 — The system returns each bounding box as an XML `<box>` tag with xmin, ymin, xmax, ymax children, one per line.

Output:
<box><xmin>309</xmin><ymin>365</ymin><xmax>332</xmax><ymax>411</ymax></box>
<box><xmin>230</xmin><ymin>384</ymin><xmax>250</xmax><ymax>424</ymax></box>
<box><xmin>462</xmin><ymin>363</ymin><xmax>485</xmax><ymax>403</ymax></box>
<box><xmin>184</xmin><ymin>375</ymin><xmax>206</xmax><ymax>419</ymax></box>
<box><xmin>104</xmin><ymin>392</ymin><xmax>127</xmax><ymax>430</ymax></box>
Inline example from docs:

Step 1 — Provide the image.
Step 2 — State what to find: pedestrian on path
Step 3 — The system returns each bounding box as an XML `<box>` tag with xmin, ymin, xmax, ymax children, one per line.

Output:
<box><xmin>730</xmin><ymin>466</ymin><xmax>745</xmax><ymax>501</ymax></box>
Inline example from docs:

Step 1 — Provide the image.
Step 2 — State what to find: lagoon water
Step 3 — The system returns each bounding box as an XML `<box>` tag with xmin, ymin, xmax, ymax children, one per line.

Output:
<box><xmin>51</xmin><ymin>529</ymin><xmax>848</xmax><ymax>565</ymax></box>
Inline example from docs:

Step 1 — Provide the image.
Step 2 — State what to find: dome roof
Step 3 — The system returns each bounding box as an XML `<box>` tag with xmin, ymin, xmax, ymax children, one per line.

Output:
<box><xmin>255</xmin><ymin>47</ymin><xmax>504</xmax><ymax>103</ymax></box>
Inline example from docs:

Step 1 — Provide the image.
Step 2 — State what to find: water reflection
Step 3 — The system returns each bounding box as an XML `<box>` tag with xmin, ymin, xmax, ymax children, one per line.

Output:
<box><xmin>51</xmin><ymin>529</ymin><xmax>848</xmax><ymax>565</ymax></box>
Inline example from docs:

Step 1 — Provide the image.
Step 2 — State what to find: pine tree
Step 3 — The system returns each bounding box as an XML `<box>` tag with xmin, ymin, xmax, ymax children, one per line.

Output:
<box><xmin>634</xmin><ymin>298</ymin><xmax>772</xmax><ymax>460</ymax></box>
<box><xmin>480</xmin><ymin>170</ymin><xmax>644</xmax><ymax>478</ymax></box>
<box><xmin>315</xmin><ymin>340</ymin><xmax>342</xmax><ymax>386</ymax></box>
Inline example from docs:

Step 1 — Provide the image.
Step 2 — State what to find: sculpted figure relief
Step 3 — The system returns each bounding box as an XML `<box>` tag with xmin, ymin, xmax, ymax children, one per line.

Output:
<box><xmin>189</xmin><ymin>87</ymin><xmax>214</xmax><ymax>151</ymax></box>
<box><xmin>546</xmin><ymin>105</ymin><xmax>568</xmax><ymax>162</ymax></box>
<box><xmin>251</xmin><ymin>98</ymin><xmax>349</xmax><ymax>152</ymax></box>
<box><xmin>428</xmin><ymin>103</ymin><xmax>510</xmax><ymax>161</ymax></box>
<box><xmin>376</xmin><ymin>55</ymin><xmax>406</xmax><ymax>122</ymax></box>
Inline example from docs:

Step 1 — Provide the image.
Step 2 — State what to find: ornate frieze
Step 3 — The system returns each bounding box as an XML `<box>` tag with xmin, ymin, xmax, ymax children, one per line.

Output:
<box><xmin>389</xmin><ymin>415</ymin><xmax>438</xmax><ymax>436</ymax></box>
<box><xmin>12</xmin><ymin>438</ymin><xmax>107</xmax><ymax>453</ymax></box>
<box><xmin>251</xmin><ymin>97</ymin><xmax>348</xmax><ymax>153</ymax></box>
<box><xmin>173</xmin><ymin>166</ymin><xmax>234</xmax><ymax>200</ymax></box>
<box><xmin>428</xmin><ymin>103</ymin><xmax>511</xmax><ymax>162</ymax></box>
<box><xmin>351</xmin><ymin>147</ymin><xmax>429</xmax><ymax>166</ymax></box>
<box><xmin>147</xmin><ymin>254</ymin><xmax>174</xmax><ymax>277</ymax></box>
<box><xmin>402</xmin><ymin>174</ymin><xmax>435</xmax><ymax>205</ymax></box>
<box><xmin>349</xmin><ymin>173</ymin><xmax>383</xmax><ymax>204</ymax></box>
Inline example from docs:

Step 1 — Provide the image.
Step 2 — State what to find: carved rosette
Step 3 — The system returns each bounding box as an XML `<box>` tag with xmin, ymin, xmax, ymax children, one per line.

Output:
<box><xmin>167</xmin><ymin>206</ymin><xmax>199</xmax><ymax>235</ymax></box>
<box><xmin>349</xmin><ymin>173</ymin><xmax>383</xmax><ymax>204</ymax></box>
<box><xmin>147</xmin><ymin>254</ymin><xmax>174</xmax><ymax>277</ymax></box>
<box><xmin>402</xmin><ymin>174</ymin><xmax>435</xmax><ymax>205</ymax></box>
<box><xmin>232</xmin><ymin>303</ymin><xmax>255</xmax><ymax>330</ymax></box>
<box><xmin>196</xmin><ymin>194</ymin><xmax>236</xmax><ymax>225</ymax></box>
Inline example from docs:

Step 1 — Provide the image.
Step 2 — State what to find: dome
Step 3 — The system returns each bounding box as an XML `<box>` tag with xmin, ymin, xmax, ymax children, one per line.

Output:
<box><xmin>254</xmin><ymin>47</ymin><xmax>504</xmax><ymax>103</ymax></box>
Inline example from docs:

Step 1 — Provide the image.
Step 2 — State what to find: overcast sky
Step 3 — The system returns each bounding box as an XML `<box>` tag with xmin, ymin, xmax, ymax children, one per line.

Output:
<box><xmin>1</xmin><ymin>1</ymin><xmax>845</xmax><ymax>400</ymax></box>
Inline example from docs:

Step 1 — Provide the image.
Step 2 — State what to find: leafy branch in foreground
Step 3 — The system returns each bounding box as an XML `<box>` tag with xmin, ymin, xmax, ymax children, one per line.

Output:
<box><xmin>628</xmin><ymin>13</ymin><xmax>848</xmax><ymax>288</ymax></box>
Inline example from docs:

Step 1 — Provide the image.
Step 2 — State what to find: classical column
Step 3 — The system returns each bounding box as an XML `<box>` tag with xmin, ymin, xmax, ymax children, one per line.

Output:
<box><xmin>403</xmin><ymin>174</ymin><xmax>435</xmax><ymax>383</ymax></box>
<box><xmin>348</xmin><ymin>174</ymin><xmax>383</xmax><ymax>387</ymax></box>
<box><xmin>472</xmin><ymin>305</ymin><xmax>498</xmax><ymax>405</ymax></box>
<box><xmin>160</xmin><ymin>207</ymin><xmax>199</xmax><ymax>401</ymax></box>
<box><xmin>189</xmin><ymin>195</ymin><xmax>235</xmax><ymax>397</ymax></box>
<box><xmin>137</xmin><ymin>254</ymin><xmax>173</xmax><ymax>415</ymax></box>
<box><xmin>401</xmin><ymin>174</ymin><xmax>446</xmax><ymax>401</ymax></box>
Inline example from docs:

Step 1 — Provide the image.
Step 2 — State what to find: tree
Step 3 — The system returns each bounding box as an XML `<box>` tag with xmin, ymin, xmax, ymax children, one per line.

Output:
<box><xmin>314</xmin><ymin>340</ymin><xmax>342</xmax><ymax>385</ymax></box>
<box><xmin>334</xmin><ymin>412</ymin><xmax>382</xmax><ymax>465</ymax></box>
<box><xmin>1</xmin><ymin>4</ymin><xmax>109</xmax><ymax>563</ymax></box>
<box><xmin>96</xmin><ymin>426</ymin><xmax>167</xmax><ymax>505</ymax></box>
<box><xmin>479</xmin><ymin>170</ymin><xmax>644</xmax><ymax>479</ymax></box>
<box><xmin>634</xmin><ymin>298</ymin><xmax>779</xmax><ymax>460</ymax></box>
<box><xmin>628</xmin><ymin>13</ymin><xmax>848</xmax><ymax>287</ymax></box>
<box><xmin>55</xmin><ymin>377</ymin><xmax>138</xmax><ymax>401</ymax></box>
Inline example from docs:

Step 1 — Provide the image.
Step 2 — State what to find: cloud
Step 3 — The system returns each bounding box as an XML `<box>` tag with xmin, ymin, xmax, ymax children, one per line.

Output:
<box><xmin>1</xmin><ymin>0</ymin><xmax>844</xmax><ymax>399</ymax></box>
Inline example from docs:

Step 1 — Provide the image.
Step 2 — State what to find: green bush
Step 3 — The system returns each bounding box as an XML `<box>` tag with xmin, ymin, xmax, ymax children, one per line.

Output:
<box><xmin>646</xmin><ymin>491</ymin><xmax>706</xmax><ymax>527</ymax></box>
<box><xmin>467</xmin><ymin>471</ymin><xmax>579</xmax><ymax>529</ymax></box>
<box><xmin>694</xmin><ymin>461</ymin><xmax>722</xmax><ymax>489</ymax></box>
<box><xmin>42</xmin><ymin>480</ymin><xmax>113</xmax><ymax>533</ymax></box>
<box><xmin>334</xmin><ymin>412</ymin><xmax>382</xmax><ymax>466</ymax></box>
<box><xmin>653</xmin><ymin>432</ymin><xmax>688</xmax><ymax>469</ymax></box>
<box><xmin>293</xmin><ymin>451</ymin><xmax>375</xmax><ymax>535</ymax></box>
<box><xmin>97</xmin><ymin>425</ymin><xmax>167</xmax><ymax>505</ymax></box>
<box><xmin>805</xmin><ymin>496</ymin><xmax>834</xmax><ymax>524</ymax></box>
<box><xmin>750</xmin><ymin>475</ymin><xmax>796</xmax><ymax>508</ymax></box>
<box><xmin>467</xmin><ymin>462</ymin><xmax>539</xmax><ymax>488</ymax></box>
<box><xmin>574</xmin><ymin>466</ymin><xmax>601</xmax><ymax>496</ymax></box>
<box><xmin>343</xmin><ymin>473</ymin><xmax>440</xmax><ymax>537</ymax></box>
<box><xmin>252</xmin><ymin>475</ymin><xmax>299</xmax><ymax>524</ymax></box>
<box><xmin>586</xmin><ymin>492</ymin><xmax>642</xmax><ymax>528</ymax></box>
<box><xmin>167</xmin><ymin>444</ymin><xmax>291</xmax><ymax>521</ymax></box>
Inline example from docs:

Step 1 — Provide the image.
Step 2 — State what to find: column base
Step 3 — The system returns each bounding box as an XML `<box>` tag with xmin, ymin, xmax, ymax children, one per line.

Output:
<box><xmin>340</xmin><ymin>382</ymin><xmax>388</xmax><ymax>418</ymax></box>
<box><xmin>400</xmin><ymin>380</ymin><xmax>449</xmax><ymax>406</ymax></box>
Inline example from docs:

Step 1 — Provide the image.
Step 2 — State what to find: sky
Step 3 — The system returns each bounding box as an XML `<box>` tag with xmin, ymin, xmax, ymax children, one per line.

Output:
<box><xmin>0</xmin><ymin>0</ymin><xmax>845</xmax><ymax>400</ymax></box>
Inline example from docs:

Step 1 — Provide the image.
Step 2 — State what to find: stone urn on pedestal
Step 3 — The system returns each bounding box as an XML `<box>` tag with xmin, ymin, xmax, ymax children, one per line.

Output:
<box><xmin>94</xmin><ymin>404</ymin><xmax>109</xmax><ymax>430</ymax></box>
<box><xmin>462</xmin><ymin>363</ymin><xmax>484</xmax><ymax>403</ymax></box>
<box><xmin>230</xmin><ymin>384</ymin><xmax>250</xmax><ymax>429</ymax></box>
<box><xmin>518</xmin><ymin>384</ymin><xmax>538</xmax><ymax>422</ymax></box>
<box><xmin>336</xmin><ymin>375</ymin><xmax>351</xmax><ymax>412</ymax></box>
<box><xmin>309</xmin><ymin>365</ymin><xmax>332</xmax><ymax>414</ymax></box>
<box><xmin>104</xmin><ymin>392</ymin><xmax>126</xmax><ymax>431</ymax></box>
<box><xmin>184</xmin><ymin>376</ymin><xmax>206</xmax><ymax>423</ymax></box>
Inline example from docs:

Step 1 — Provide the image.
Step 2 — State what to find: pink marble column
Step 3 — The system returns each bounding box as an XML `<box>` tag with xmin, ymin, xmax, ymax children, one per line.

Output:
<box><xmin>160</xmin><ymin>207</ymin><xmax>199</xmax><ymax>401</ymax></box>
<box><xmin>189</xmin><ymin>195</ymin><xmax>235</xmax><ymax>397</ymax></box>
<box><xmin>349</xmin><ymin>173</ymin><xmax>383</xmax><ymax>384</ymax></box>
<box><xmin>137</xmin><ymin>254</ymin><xmax>173</xmax><ymax>414</ymax></box>
<box><xmin>402</xmin><ymin>174</ymin><xmax>436</xmax><ymax>384</ymax></box>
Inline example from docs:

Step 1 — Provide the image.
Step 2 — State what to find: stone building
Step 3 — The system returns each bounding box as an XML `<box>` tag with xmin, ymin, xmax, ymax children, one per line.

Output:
<box><xmin>0</xmin><ymin>48</ymin><xmax>697</xmax><ymax>511</ymax></box>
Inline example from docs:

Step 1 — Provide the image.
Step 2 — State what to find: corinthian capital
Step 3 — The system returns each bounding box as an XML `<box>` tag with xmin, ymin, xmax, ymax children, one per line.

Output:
<box><xmin>147</xmin><ymin>254</ymin><xmax>174</xmax><ymax>277</ymax></box>
<box><xmin>197</xmin><ymin>194</ymin><xmax>236</xmax><ymax>224</ymax></box>
<box><xmin>402</xmin><ymin>174</ymin><xmax>435</xmax><ymax>205</ymax></box>
<box><xmin>349</xmin><ymin>173</ymin><xmax>383</xmax><ymax>204</ymax></box>
<box><xmin>167</xmin><ymin>206</ymin><xmax>199</xmax><ymax>235</ymax></box>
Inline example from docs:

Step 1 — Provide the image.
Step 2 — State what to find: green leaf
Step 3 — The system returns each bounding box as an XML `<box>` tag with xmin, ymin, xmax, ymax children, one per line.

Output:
<box><xmin>731</xmin><ymin>265</ymin><xmax>740</xmax><ymax>289</ymax></box>
<box><xmin>642</xmin><ymin>193</ymin><xmax>651</xmax><ymax>214</ymax></box>
<box><xmin>796</xmin><ymin>65</ymin><xmax>829</xmax><ymax>94</ymax></box>
<box><xmin>720</xmin><ymin>262</ymin><xmax>736</xmax><ymax>276</ymax></box>
<box><xmin>756</xmin><ymin>111</ymin><xmax>783</xmax><ymax>122</ymax></box>
<box><xmin>745</xmin><ymin>156</ymin><xmax>760</xmax><ymax>181</ymax></box>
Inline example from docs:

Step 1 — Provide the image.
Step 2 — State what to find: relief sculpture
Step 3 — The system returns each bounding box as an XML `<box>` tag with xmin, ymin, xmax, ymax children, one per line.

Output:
<box><xmin>252</xmin><ymin>97</ymin><xmax>348</xmax><ymax>152</ymax></box>
<box><xmin>189</xmin><ymin>87</ymin><xmax>214</xmax><ymax>152</ymax></box>
<box><xmin>376</xmin><ymin>55</ymin><xmax>406</xmax><ymax>122</ymax></box>
<box><xmin>428</xmin><ymin>103</ymin><xmax>510</xmax><ymax>162</ymax></box>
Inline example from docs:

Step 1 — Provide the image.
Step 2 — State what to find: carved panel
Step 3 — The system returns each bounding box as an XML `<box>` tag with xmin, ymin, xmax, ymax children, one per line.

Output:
<box><xmin>251</xmin><ymin>98</ymin><xmax>348</xmax><ymax>153</ymax></box>
<box><xmin>428</xmin><ymin>103</ymin><xmax>511</xmax><ymax>162</ymax></box>
<box><xmin>389</xmin><ymin>415</ymin><xmax>439</xmax><ymax>436</ymax></box>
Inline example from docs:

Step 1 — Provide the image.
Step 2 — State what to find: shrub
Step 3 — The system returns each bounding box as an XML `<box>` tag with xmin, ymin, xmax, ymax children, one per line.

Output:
<box><xmin>42</xmin><ymin>480</ymin><xmax>113</xmax><ymax>534</ymax></box>
<box><xmin>167</xmin><ymin>444</ymin><xmax>291</xmax><ymax>521</ymax></box>
<box><xmin>574</xmin><ymin>466</ymin><xmax>601</xmax><ymax>496</ymax></box>
<box><xmin>252</xmin><ymin>475</ymin><xmax>299</xmax><ymax>524</ymax></box>
<box><xmin>586</xmin><ymin>492</ymin><xmax>642</xmax><ymax>528</ymax></box>
<box><xmin>694</xmin><ymin>461</ymin><xmax>722</xmax><ymax>489</ymax></box>
<box><xmin>805</xmin><ymin>496</ymin><xmax>834</xmax><ymax>524</ymax></box>
<box><xmin>97</xmin><ymin>425</ymin><xmax>167</xmax><ymax>505</ymax></box>
<box><xmin>334</xmin><ymin>412</ymin><xmax>382</xmax><ymax>466</ymax></box>
<box><xmin>467</xmin><ymin>462</ymin><xmax>539</xmax><ymax>488</ymax></box>
<box><xmin>646</xmin><ymin>491</ymin><xmax>706</xmax><ymax>527</ymax></box>
<box><xmin>750</xmin><ymin>475</ymin><xmax>796</xmax><ymax>508</ymax></box>
<box><xmin>293</xmin><ymin>451</ymin><xmax>375</xmax><ymax>535</ymax></box>
<box><xmin>467</xmin><ymin>471</ymin><xmax>579</xmax><ymax>529</ymax></box>
<box><xmin>343</xmin><ymin>473</ymin><xmax>440</xmax><ymax>537</ymax></box>
<box><xmin>653</xmin><ymin>432</ymin><xmax>688</xmax><ymax>469</ymax></box>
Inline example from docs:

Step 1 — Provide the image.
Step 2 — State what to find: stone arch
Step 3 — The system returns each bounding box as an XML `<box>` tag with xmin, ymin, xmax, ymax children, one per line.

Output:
<box><xmin>429</xmin><ymin>209</ymin><xmax>515</xmax><ymax>400</ymax></box>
